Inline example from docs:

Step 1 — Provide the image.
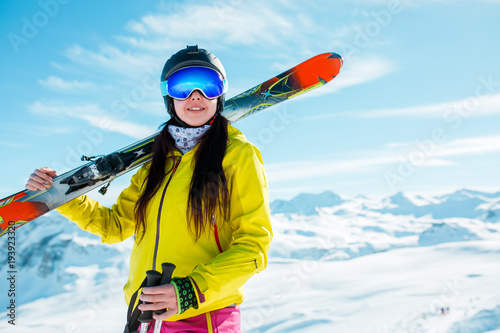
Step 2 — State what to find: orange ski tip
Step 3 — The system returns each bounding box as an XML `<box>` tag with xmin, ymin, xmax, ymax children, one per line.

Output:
<box><xmin>314</xmin><ymin>52</ymin><xmax>342</xmax><ymax>61</ymax></box>
<box><xmin>327</xmin><ymin>52</ymin><xmax>342</xmax><ymax>59</ymax></box>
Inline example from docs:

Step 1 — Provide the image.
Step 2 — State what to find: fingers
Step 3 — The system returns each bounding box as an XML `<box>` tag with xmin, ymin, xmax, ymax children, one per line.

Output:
<box><xmin>153</xmin><ymin>307</ymin><xmax>178</xmax><ymax>321</ymax></box>
<box><xmin>35</xmin><ymin>168</ymin><xmax>57</xmax><ymax>182</ymax></box>
<box><xmin>137</xmin><ymin>301</ymin><xmax>170</xmax><ymax>312</ymax></box>
<box><xmin>139</xmin><ymin>286</ymin><xmax>177</xmax><ymax>305</ymax></box>
<box><xmin>138</xmin><ymin>284</ymin><xmax>178</xmax><ymax>315</ymax></box>
<box><xmin>136</xmin><ymin>301</ymin><xmax>178</xmax><ymax>320</ymax></box>
<box><xmin>141</xmin><ymin>284</ymin><xmax>175</xmax><ymax>295</ymax></box>
<box><xmin>25</xmin><ymin>168</ymin><xmax>58</xmax><ymax>191</ymax></box>
<box><xmin>26</xmin><ymin>175</ymin><xmax>51</xmax><ymax>191</ymax></box>
<box><xmin>139</xmin><ymin>292</ymin><xmax>171</xmax><ymax>304</ymax></box>
<box><xmin>39</xmin><ymin>167</ymin><xmax>58</xmax><ymax>178</ymax></box>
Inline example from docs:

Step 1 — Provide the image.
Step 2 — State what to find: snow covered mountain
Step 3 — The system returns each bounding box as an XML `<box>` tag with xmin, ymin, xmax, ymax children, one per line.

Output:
<box><xmin>1</xmin><ymin>188</ymin><xmax>500</xmax><ymax>332</ymax></box>
<box><xmin>270</xmin><ymin>188</ymin><xmax>500</xmax><ymax>222</ymax></box>
<box><xmin>269</xmin><ymin>189</ymin><xmax>500</xmax><ymax>262</ymax></box>
<box><xmin>270</xmin><ymin>191</ymin><xmax>344</xmax><ymax>215</ymax></box>
<box><xmin>0</xmin><ymin>213</ymin><xmax>132</xmax><ymax>304</ymax></box>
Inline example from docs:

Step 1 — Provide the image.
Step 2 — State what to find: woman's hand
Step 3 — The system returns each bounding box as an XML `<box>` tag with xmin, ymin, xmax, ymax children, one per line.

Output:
<box><xmin>25</xmin><ymin>167</ymin><xmax>58</xmax><ymax>191</ymax></box>
<box><xmin>138</xmin><ymin>284</ymin><xmax>178</xmax><ymax>320</ymax></box>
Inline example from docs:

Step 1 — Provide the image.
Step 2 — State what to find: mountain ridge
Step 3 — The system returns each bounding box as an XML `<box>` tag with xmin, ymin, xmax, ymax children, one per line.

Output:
<box><xmin>270</xmin><ymin>188</ymin><xmax>500</xmax><ymax>222</ymax></box>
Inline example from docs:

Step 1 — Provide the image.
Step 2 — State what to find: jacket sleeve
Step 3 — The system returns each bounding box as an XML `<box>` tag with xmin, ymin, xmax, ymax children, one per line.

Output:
<box><xmin>189</xmin><ymin>143</ymin><xmax>273</xmax><ymax>304</ymax></box>
<box><xmin>55</xmin><ymin>164</ymin><xmax>149</xmax><ymax>244</ymax></box>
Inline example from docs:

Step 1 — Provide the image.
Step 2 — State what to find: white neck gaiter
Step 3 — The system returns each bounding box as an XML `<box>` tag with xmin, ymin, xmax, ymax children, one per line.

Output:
<box><xmin>167</xmin><ymin>124</ymin><xmax>211</xmax><ymax>154</ymax></box>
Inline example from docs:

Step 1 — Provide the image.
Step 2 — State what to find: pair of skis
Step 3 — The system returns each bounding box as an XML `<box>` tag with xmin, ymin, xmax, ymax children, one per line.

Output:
<box><xmin>0</xmin><ymin>52</ymin><xmax>343</xmax><ymax>237</ymax></box>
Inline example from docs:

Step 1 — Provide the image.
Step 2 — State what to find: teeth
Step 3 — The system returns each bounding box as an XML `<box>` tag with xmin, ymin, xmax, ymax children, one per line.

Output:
<box><xmin>189</xmin><ymin>108</ymin><xmax>203</xmax><ymax>111</ymax></box>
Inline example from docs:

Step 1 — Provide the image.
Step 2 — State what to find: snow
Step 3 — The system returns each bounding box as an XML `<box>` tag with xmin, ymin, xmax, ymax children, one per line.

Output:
<box><xmin>242</xmin><ymin>241</ymin><xmax>500</xmax><ymax>333</ymax></box>
<box><xmin>448</xmin><ymin>305</ymin><xmax>500</xmax><ymax>333</ymax></box>
<box><xmin>1</xmin><ymin>188</ymin><xmax>500</xmax><ymax>332</ymax></box>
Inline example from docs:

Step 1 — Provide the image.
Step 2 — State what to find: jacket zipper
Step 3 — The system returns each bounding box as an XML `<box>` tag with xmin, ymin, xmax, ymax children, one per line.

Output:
<box><xmin>152</xmin><ymin>156</ymin><xmax>182</xmax><ymax>271</ymax></box>
<box><xmin>211</xmin><ymin>215</ymin><xmax>224</xmax><ymax>253</ymax></box>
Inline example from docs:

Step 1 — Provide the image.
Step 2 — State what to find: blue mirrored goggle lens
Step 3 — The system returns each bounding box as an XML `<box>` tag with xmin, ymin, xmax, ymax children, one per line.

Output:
<box><xmin>160</xmin><ymin>66</ymin><xmax>227</xmax><ymax>100</ymax></box>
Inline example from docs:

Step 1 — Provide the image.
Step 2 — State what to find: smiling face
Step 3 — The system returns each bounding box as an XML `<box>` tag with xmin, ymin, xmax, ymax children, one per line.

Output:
<box><xmin>172</xmin><ymin>90</ymin><xmax>218</xmax><ymax>127</ymax></box>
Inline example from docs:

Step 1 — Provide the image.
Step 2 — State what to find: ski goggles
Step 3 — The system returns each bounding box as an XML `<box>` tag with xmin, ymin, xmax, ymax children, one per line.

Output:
<box><xmin>160</xmin><ymin>66</ymin><xmax>228</xmax><ymax>100</ymax></box>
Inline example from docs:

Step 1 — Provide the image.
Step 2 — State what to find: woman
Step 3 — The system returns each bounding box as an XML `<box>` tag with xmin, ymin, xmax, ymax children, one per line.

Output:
<box><xmin>26</xmin><ymin>45</ymin><xmax>273</xmax><ymax>333</ymax></box>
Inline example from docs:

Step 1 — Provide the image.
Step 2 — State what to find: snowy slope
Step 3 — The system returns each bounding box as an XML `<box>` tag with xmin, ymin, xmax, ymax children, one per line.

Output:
<box><xmin>1</xmin><ymin>188</ymin><xmax>499</xmax><ymax>332</ymax></box>
<box><xmin>242</xmin><ymin>241</ymin><xmax>500</xmax><ymax>333</ymax></box>
<box><xmin>0</xmin><ymin>213</ymin><xmax>133</xmax><ymax>304</ymax></box>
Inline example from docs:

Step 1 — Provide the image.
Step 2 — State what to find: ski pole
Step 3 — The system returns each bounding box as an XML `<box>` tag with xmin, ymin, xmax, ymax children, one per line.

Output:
<box><xmin>138</xmin><ymin>270</ymin><xmax>162</xmax><ymax>333</ymax></box>
<box><xmin>153</xmin><ymin>263</ymin><xmax>176</xmax><ymax>333</ymax></box>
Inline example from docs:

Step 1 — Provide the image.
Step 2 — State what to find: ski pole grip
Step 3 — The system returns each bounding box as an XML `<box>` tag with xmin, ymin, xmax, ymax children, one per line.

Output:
<box><xmin>138</xmin><ymin>270</ymin><xmax>162</xmax><ymax>323</ymax></box>
<box><xmin>160</xmin><ymin>263</ymin><xmax>176</xmax><ymax>284</ymax></box>
<box><xmin>154</xmin><ymin>263</ymin><xmax>176</xmax><ymax>315</ymax></box>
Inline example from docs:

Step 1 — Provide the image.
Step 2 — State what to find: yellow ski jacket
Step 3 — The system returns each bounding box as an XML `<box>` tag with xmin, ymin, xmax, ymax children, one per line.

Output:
<box><xmin>56</xmin><ymin>124</ymin><xmax>273</xmax><ymax>321</ymax></box>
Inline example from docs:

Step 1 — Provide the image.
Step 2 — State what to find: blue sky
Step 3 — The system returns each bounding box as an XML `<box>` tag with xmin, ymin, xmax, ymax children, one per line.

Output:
<box><xmin>0</xmin><ymin>0</ymin><xmax>499</xmax><ymax>205</ymax></box>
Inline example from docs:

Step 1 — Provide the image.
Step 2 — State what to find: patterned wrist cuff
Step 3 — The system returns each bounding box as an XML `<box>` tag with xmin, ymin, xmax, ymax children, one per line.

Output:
<box><xmin>171</xmin><ymin>277</ymin><xmax>198</xmax><ymax>314</ymax></box>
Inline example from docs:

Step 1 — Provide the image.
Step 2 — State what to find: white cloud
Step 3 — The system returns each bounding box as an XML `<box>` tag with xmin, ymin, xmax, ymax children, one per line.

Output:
<box><xmin>38</xmin><ymin>76</ymin><xmax>97</xmax><ymax>92</ymax></box>
<box><xmin>324</xmin><ymin>57</ymin><xmax>394</xmax><ymax>93</ymax></box>
<box><xmin>436</xmin><ymin>135</ymin><xmax>500</xmax><ymax>157</ymax></box>
<box><xmin>303</xmin><ymin>90</ymin><xmax>500</xmax><ymax>122</ymax></box>
<box><xmin>346</xmin><ymin>0</ymin><xmax>451</xmax><ymax>6</ymax></box>
<box><xmin>28</xmin><ymin>101</ymin><xmax>156</xmax><ymax>139</ymax></box>
<box><xmin>266</xmin><ymin>134</ymin><xmax>500</xmax><ymax>183</ymax></box>
<box><xmin>26</xmin><ymin>124</ymin><xmax>75</xmax><ymax>137</ymax></box>
<box><xmin>266</xmin><ymin>154</ymin><xmax>446</xmax><ymax>183</ymax></box>
<box><xmin>357</xmin><ymin>93</ymin><xmax>500</xmax><ymax>119</ymax></box>
<box><xmin>291</xmin><ymin>56</ymin><xmax>394</xmax><ymax>106</ymax></box>
<box><xmin>0</xmin><ymin>141</ymin><xmax>27</xmax><ymax>148</ymax></box>
<box><xmin>267</xmin><ymin>155</ymin><xmax>394</xmax><ymax>183</ymax></box>
<box><xmin>122</xmin><ymin>4</ymin><xmax>296</xmax><ymax>50</ymax></box>
<box><xmin>63</xmin><ymin>44</ymin><xmax>160</xmax><ymax>79</ymax></box>
<box><xmin>53</xmin><ymin>1</ymin><xmax>399</xmax><ymax>98</ymax></box>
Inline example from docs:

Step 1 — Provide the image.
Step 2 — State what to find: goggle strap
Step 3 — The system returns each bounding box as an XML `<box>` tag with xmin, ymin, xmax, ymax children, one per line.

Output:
<box><xmin>160</xmin><ymin>80</ymin><xmax>168</xmax><ymax>97</ymax></box>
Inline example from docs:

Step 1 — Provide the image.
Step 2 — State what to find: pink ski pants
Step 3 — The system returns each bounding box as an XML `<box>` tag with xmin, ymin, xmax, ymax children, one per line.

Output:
<box><xmin>144</xmin><ymin>306</ymin><xmax>241</xmax><ymax>333</ymax></box>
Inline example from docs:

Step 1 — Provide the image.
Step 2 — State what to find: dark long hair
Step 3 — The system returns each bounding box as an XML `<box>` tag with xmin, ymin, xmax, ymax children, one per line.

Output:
<box><xmin>134</xmin><ymin>103</ymin><xmax>229</xmax><ymax>242</ymax></box>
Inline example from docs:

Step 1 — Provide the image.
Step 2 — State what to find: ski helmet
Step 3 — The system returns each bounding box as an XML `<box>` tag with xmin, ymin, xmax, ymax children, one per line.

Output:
<box><xmin>161</xmin><ymin>45</ymin><xmax>226</xmax><ymax>127</ymax></box>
